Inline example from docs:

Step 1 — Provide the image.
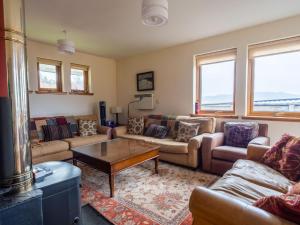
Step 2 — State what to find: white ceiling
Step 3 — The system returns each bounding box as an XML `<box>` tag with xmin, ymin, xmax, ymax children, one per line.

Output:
<box><xmin>25</xmin><ymin>0</ymin><xmax>300</xmax><ymax>59</ymax></box>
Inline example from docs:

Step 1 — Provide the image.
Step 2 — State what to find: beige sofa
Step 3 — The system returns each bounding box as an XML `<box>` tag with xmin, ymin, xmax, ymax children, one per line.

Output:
<box><xmin>31</xmin><ymin>115</ymin><xmax>112</xmax><ymax>164</ymax></box>
<box><xmin>189</xmin><ymin>144</ymin><xmax>296</xmax><ymax>225</ymax></box>
<box><xmin>113</xmin><ymin>115</ymin><xmax>216</xmax><ymax>168</ymax></box>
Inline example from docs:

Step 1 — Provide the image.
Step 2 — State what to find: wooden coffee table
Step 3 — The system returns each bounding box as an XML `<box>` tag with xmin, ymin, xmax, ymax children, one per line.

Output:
<box><xmin>71</xmin><ymin>138</ymin><xmax>160</xmax><ymax>197</ymax></box>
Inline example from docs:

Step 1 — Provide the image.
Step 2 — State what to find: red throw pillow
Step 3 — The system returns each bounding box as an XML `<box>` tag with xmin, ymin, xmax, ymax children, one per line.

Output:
<box><xmin>279</xmin><ymin>136</ymin><xmax>300</xmax><ymax>182</ymax></box>
<box><xmin>261</xmin><ymin>134</ymin><xmax>293</xmax><ymax>171</ymax></box>
<box><xmin>254</xmin><ymin>194</ymin><xmax>300</xmax><ymax>224</ymax></box>
<box><xmin>56</xmin><ymin>117</ymin><xmax>67</xmax><ymax>125</ymax></box>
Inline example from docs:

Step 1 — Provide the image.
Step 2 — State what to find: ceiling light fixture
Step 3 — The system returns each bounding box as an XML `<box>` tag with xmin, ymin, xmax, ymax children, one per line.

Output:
<box><xmin>57</xmin><ymin>30</ymin><xmax>75</xmax><ymax>54</ymax></box>
<box><xmin>142</xmin><ymin>0</ymin><xmax>168</xmax><ymax>27</ymax></box>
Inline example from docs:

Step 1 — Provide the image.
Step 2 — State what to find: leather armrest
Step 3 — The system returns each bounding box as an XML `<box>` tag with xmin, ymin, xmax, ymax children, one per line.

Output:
<box><xmin>97</xmin><ymin>126</ymin><xmax>112</xmax><ymax>139</ymax></box>
<box><xmin>249</xmin><ymin>136</ymin><xmax>270</xmax><ymax>146</ymax></box>
<box><xmin>247</xmin><ymin>144</ymin><xmax>270</xmax><ymax>162</ymax></box>
<box><xmin>201</xmin><ymin>133</ymin><xmax>224</xmax><ymax>172</ymax></box>
<box><xmin>112</xmin><ymin>126</ymin><xmax>127</xmax><ymax>138</ymax></box>
<box><xmin>189</xmin><ymin>187</ymin><xmax>295</xmax><ymax>225</ymax></box>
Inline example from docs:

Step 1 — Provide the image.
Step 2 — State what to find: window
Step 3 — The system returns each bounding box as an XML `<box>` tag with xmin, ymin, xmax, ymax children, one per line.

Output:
<box><xmin>37</xmin><ymin>58</ymin><xmax>62</xmax><ymax>92</ymax></box>
<box><xmin>195</xmin><ymin>49</ymin><xmax>237</xmax><ymax>115</ymax></box>
<box><xmin>70</xmin><ymin>64</ymin><xmax>89</xmax><ymax>93</ymax></box>
<box><xmin>248</xmin><ymin>37</ymin><xmax>300</xmax><ymax>118</ymax></box>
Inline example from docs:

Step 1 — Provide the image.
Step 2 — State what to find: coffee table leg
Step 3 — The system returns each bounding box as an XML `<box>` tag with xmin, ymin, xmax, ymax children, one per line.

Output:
<box><xmin>109</xmin><ymin>173</ymin><xmax>115</xmax><ymax>198</ymax></box>
<box><xmin>155</xmin><ymin>157</ymin><xmax>159</xmax><ymax>174</ymax></box>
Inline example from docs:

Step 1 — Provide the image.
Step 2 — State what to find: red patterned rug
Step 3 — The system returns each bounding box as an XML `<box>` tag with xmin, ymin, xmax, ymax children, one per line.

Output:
<box><xmin>80</xmin><ymin>161</ymin><xmax>218</xmax><ymax>225</ymax></box>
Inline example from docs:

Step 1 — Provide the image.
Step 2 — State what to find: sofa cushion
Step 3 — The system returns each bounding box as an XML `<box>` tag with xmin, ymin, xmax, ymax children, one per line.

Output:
<box><xmin>31</xmin><ymin>140</ymin><xmax>69</xmax><ymax>158</ymax></box>
<box><xmin>212</xmin><ymin>146</ymin><xmax>247</xmax><ymax>162</ymax></box>
<box><xmin>118</xmin><ymin>134</ymin><xmax>188</xmax><ymax>154</ymax></box>
<box><xmin>79</xmin><ymin>119</ymin><xmax>97</xmax><ymax>136</ymax></box>
<box><xmin>211</xmin><ymin>175</ymin><xmax>283</xmax><ymax>205</ymax></box>
<box><xmin>176</xmin><ymin>121</ymin><xmax>200</xmax><ymax>143</ymax></box>
<box><xmin>177</xmin><ymin>117</ymin><xmax>216</xmax><ymax>136</ymax></box>
<box><xmin>228</xmin><ymin>160</ymin><xmax>293</xmax><ymax>193</ymax></box>
<box><xmin>64</xmin><ymin>134</ymin><xmax>108</xmax><ymax>148</ymax></box>
<box><xmin>144</xmin><ymin>124</ymin><xmax>169</xmax><ymax>139</ymax></box>
<box><xmin>128</xmin><ymin>116</ymin><xmax>144</xmax><ymax>135</ymax></box>
<box><xmin>42</xmin><ymin>125</ymin><xmax>61</xmax><ymax>141</ymax></box>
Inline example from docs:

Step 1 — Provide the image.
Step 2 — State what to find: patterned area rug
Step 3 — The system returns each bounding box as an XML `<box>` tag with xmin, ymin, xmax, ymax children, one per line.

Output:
<box><xmin>80</xmin><ymin>161</ymin><xmax>218</xmax><ymax>225</ymax></box>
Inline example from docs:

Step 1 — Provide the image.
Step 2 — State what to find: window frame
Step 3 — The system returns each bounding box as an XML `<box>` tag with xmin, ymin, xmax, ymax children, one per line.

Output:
<box><xmin>195</xmin><ymin>48</ymin><xmax>237</xmax><ymax>116</ymax></box>
<box><xmin>37</xmin><ymin>58</ymin><xmax>62</xmax><ymax>93</ymax></box>
<box><xmin>247</xmin><ymin>36</ymin><xmax>300</xmax><ymax>119</ymax></box>
<box><xmin>70</xmin><ymin>63</ymin><xmax>90</xmax><ymax>94</ymax></box>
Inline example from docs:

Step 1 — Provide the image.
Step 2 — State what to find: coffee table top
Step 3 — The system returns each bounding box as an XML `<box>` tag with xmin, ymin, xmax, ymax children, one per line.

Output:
<box><xmin>71</xmin><ymin>138</ymin><xmax>159</xmax><ymax>164</ymax></box>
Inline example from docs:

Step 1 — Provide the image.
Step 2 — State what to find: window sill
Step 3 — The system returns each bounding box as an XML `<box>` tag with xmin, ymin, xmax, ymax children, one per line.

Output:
<box><xmin>242</xmin><ymin>116</ymin><xmax>300</xmax><ymax>122</ymax></box>
<box><xmin>69</xmin><ymin>92</ymin><xmax>94</xmax><ymax>96</ymax></box>
<box><xmin>191</xmin><ymin>114</ymin><xmax>239</xmax><ymax>119</ymax></box>
<box><xmin>35</xmin><ymin>91</ymin><xmax>68</xmax><ymax>95</ymax></box>
<box><xmin>28</xmin><ymin>90</ymin><xmax>34</xmax><ymax>94</ymax></box>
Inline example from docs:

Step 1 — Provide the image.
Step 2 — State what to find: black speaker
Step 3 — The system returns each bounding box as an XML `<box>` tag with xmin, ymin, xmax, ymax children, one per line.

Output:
<box><xmin>99</xmin><ymin>101</ymin><xmax>106</xmax><ymax>126</ymax></box>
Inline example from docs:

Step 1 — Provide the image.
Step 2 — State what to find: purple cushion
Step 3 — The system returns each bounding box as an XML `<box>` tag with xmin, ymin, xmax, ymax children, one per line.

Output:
<box><xmin>224</xmin><ymin>122</ymin><xmax>259</xmax><ymax>148</ymax></box>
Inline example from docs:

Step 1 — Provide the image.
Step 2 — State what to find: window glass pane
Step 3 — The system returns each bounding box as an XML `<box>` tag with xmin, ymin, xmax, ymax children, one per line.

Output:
<box><xmin>71</xmin><ymin>68</ymin><xmax>85</xmax><ymax>91</ymax></box>
<box><xmin>253</xmin><ymin>51</ymin><xmax>300</xmax><ymax>112</ymax></box>
<box><xmin>200</xmin><ymin>60</ymin><xmax>235</xmax><ymax>111</ymax></box>
<box><xmin>39</xmin><ymin>64</ymin><xmax>57</xmax><ymax>89</ymax></box>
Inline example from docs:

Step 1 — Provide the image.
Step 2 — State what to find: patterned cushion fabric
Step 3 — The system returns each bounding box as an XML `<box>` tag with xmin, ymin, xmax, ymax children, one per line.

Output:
<box><xmin>59</xmin><ymin>124</ymin><xmax>73</xmax><ymax>139</ymax></box>
<box><xmin>279</xmin><ymin>136</ymin><xmax>300</xmax><ymax>182</ymax></box>
<box><xmin>224</xmin><ymin>122</ymin><xmax>259</xmax><ymax>148</ymax></box>
<box><xmin>176</xmin><ymin>121</ymin><xmax>200</xmax><ymax>143</ymax></box>
<box><xmin>79</xmin><ymin>120</ymin><xmax>97</xmax><ymax>136</ymax></box>
<box><xmin>66</xmin><ymin>116</ymin><xmax>79</xmax><ymax>135</ymax></box>
<box><xmin>35</xmin><ymin>119</ymin><xmax>47</xmax><ymax>140</ymax></box>
<box><xmin>42</xmin><ymin>125</ymin><xmax>61</xmax><ymax>142</ymax></box>
<box><xmin>288</xmin><ymin>183</ymin><xmax>300</xmax><ymax>194</ymax></box>
<box><xmin>261</xmin><ymin>134</ymin><xmax>292</xmax><ymax>171</ymax></box>
<box><xmin>144</xmin><ymin>124</ymin><xmax>169</xmax><ymax>139</ymax></box>
<box><xmin>254</xmin><ymin>194</ymin><xmax>300</xmax><ymax>224</ymax></box>
<box><xmin>128</xmin><ymin>117</ymin><xmax>144</xmax><ymax>135</ymax></box>
<box><xmin>56</xmin><ymin>117</ymin><xmax>67</xmax><ymax>125</ymax></box>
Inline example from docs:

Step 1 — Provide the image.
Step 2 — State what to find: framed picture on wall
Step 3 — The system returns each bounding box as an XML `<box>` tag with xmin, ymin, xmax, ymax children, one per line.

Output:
<box><xmin>137</xmin><ymin>71</ymin><xmax>154</xmax><ymax>91</ymax></box>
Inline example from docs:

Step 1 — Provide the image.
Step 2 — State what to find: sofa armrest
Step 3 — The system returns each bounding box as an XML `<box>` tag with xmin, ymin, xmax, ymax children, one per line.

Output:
<box><xmin>249</xmin><ymin>136</ymin><xmax>270</xmax><ymax>146</ymax></box>
<box><xmin>112</xmin><ymin>126</ymin><xmax>127</xmax><ymax>138</ymax></box>
<box><xmin>247</xmin><ymin>144</ymin><xmax>270</xmax><ymax>162</ymax></box>
<box><xmin>97</xmin><ymin>126</ymin><xmax>112</xmax><ymax>139</ymax></box>
<box><xmin>188</xmin><ymin>133</ymin><xmax>209</xmax><ymax>153</ymax></box>
<box><xmin>189</xmin><ymin>187</ymin><xmax>295</xmax><ymax>225</ymax></box>
<box><xmin>201</xmin><ymin>132</ymin><xmax>224</xmax><ymax>172</ymax></box>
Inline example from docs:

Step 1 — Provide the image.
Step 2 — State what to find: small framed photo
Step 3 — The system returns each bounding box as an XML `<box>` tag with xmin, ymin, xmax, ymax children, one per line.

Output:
<box><xmin>137</xmin><ymin>71</ymin><xmax>154</xmax><ymax>91</ymax></box>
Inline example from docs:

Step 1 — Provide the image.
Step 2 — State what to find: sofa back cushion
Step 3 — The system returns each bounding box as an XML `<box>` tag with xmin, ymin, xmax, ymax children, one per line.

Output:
<box><xmin>177</xmin><ymin>117</ymin><xmax>216</xmax><ymax>135</ymax></box>
<box><xmin>144</xmin><ymin>124</ymin><xmax>169</xmax><ymax>139</ymax></box>
<box><xmin>220</xmin><ymin>121</ymin><xmax>268</xmax><ymax>137</ymax></box>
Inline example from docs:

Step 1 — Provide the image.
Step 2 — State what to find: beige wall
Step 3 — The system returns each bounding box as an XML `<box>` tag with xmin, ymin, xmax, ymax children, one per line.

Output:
<box><xmin>27</xmin><ymin>40</ymin><xmax>117</xmax><ymax>118</ymax></box>
<box><xmin>117</xmin><ymin>15</ymin><xmax>300</xmax><ymax>144</ymax></box>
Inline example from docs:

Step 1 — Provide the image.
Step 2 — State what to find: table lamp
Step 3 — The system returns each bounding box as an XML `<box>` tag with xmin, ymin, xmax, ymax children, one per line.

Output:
<box><xmin>111</xmin><ymin>106</ymin><xmax>122</xmax><ymax>126</ymax></box>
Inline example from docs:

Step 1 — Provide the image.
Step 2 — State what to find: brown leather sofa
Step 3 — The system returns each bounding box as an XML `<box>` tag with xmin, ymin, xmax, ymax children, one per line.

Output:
<box><xmin>201</xmin><ymin>122</ymin><xmax>270</xmax><ymax>175</ymax></box>
<box><xmin>31</xmin><ymin>115</ymin><xmax>112</xmax><ymax>164</ymax></box>
<box><xmin>113</xmin><ymin>115</ymin><xmax>216</xmax><ymax>168</ymax></box>
<box><xmin>189</xmin><ymin>144</ymin><xmax>296</xmax><ymax>225</ymax></box>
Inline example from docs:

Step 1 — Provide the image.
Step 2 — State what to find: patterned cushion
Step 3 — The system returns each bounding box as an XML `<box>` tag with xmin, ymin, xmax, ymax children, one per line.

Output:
<box><xmin>46</xmin><ymin>118</ymin><xmax>57</xmax><ymax>125</ymax></box>
<box><xmin>60</xmin><ymin>124</ymin><xmax>73</xmax><ymax>139</ymax></box>
<box><xmin>42</xmin><ymin>125</ymin><xmax>61</xmax><ymax>142</ymax></box>
<box><xmin>66</xmin><ymin>116</ymin><xmax>79</xmax><ymax>135</ymax></box>
<box><xmin>261</xmin><ymin>134</ymin><xmax>292</xmax><ymax>171</ymax></box>
<box><xmin>56</xmin><ymin>117</ymin><xmax>67</xmax><ymax>125</ymax></box>
<box><xmin>128</xmin><ymin>117</ymin><xmax>144</xmax><ymax>135</ymax></box>
<box><xmin>224</xmin><ymin>122</ymin><xmax>259</xmax><ymax>148</ymax></box>
<box><xmin>254</xmin><ymin>194</ymin><xmax>300</xmax><ymax>224</ymax></box>
<box><xmin>79</xmin><ymin>120</ymin><xmax>97</xmax><ymax>136</ymax></box>
<box><xmin>35</xmin><ymin>119</ymin><xmax>47</xmax><ymax>140</ymax></box>
<box><xmin>176</xmin><ymin>121</ymin><xmax>200</xmax><ymax>143</ymax></box>
<box><xmin>279</xmin><ymin>136</ymin><xmax>300</xmax><ymax>181</ymax></box>
<box><xmin>144</xmin><ymin>124</ymin><xmax>169</xmax><ymax>139</ymax></box>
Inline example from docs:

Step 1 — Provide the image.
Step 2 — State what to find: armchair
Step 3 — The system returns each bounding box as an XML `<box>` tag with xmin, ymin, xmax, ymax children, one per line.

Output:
<box><xmin>202</xmin><ymin>122</ymin><xmax>270</xmax><ymax>175</ymax></box>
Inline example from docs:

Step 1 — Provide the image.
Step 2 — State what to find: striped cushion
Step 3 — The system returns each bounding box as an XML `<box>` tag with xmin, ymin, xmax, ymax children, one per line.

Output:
<box><xmin>59</xmin><ymin>124</ymin><xmax>73</xmax><ymax>139</ymax></box>
<box><xmin>42</xmin><ymin>125</ymin><xmax>60</xmax><ymax>142</ymax></box>
<box><xmin>144</xmin><ymin>124</ymin><xmax>169</xmax><ymax>139</ymax></box>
